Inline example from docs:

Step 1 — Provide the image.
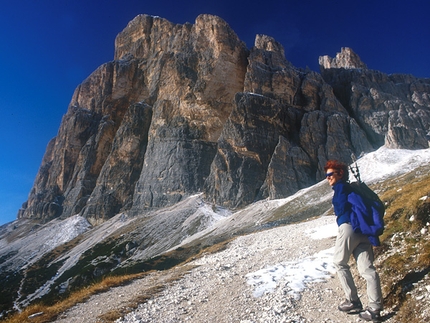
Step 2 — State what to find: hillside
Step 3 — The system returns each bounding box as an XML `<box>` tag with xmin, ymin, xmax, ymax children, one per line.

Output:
<box><xmin>2</xmin><ymin>147</ymin><xmax>429</xmax><ymax>322</ymax></box>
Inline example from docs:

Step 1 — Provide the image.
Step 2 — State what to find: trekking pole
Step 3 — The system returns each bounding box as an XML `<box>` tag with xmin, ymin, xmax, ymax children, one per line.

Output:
<box><xmin>349</xmin><ymin>162</ymin><xmax>361</xmax><ymax>183</ymax></box>
<box><xmin>349</xmin><ymin>154</ymin><xmax>361</xmax><ymax>183</ymax></box>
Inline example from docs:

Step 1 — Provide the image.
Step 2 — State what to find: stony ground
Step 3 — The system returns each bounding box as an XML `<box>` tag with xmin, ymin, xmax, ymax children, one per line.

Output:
<box><xmin>53</xmin><ymin>216</ymin><xmax>404</xmax><ymax>323</ymax></box>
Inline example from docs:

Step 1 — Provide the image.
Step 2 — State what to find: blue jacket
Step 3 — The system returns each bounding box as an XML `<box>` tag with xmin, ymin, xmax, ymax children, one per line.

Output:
<box><xmin>348</xmin><ymin>191</ymin><xmax>382</xmax><ymax>246</ymax></box>
<box><xmin>332</xmin><ymin>181</ymin><xmax>381</xmax><ymax>246</ymax></box>
<box><xmin>332</xmin><ymin>181</ymin><xmax>352</xmax><ymax>226</ymax></box>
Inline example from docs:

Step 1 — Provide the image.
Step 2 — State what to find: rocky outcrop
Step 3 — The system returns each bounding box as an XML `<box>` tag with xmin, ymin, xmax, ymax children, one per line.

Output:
<box><xmin>203</xmin><ymin>37</ymin><xmax>373</xmax><ymax>208</ymax></box>
<box><xmin>319</xmin><ymin>47</ymin><xmax>368</xmax><ymax>70</ymax></box>
<box><xmin>81</xmin><ymin>102</ymin><xmax>152</xmax><ymax>225</ymax></box>
<box><xmin>18</xmin><ymin>15</ymin><xmax>430</xmax><ymax>223</ymax></box>
<box><xmin>124</xmin><ymin>14</ymin><xmax>249</xmax><ymax>211</ymax></box>
<box><xmin>20</xmin><ymin>58</ymin><xmax>147</xmax><ymax>222</ymax></box>
<box><xmin>320</xmin><ymin>47</ymin><xmax>430</xmax><ymax>149</ymax></box>
<box><xmin>19</xmin><ymin>14</ymin><xmax>248</xmax><ymax>222</ymax></box>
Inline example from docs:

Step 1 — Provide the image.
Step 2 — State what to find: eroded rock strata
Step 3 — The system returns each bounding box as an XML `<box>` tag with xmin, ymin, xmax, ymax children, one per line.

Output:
<box><xmin>19</xmin><ymin>15</ymin><xmax>430</xmax><ymax>223</ymax></box>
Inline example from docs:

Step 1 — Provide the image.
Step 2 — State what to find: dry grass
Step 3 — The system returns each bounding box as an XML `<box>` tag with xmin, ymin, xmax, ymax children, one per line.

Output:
<box><xmin>395</xmin><ymin>297</ymin><xmax>421</xmax><ymax>323</ymax></box>
<box><xmin>1</xmin><ymin>230</ymin><xmax>231</xmax><ymax>323</ymax></box>
<box><xmin>373</xmin><ymin>165</ymin><xmax>430</xmax><ymax>322</ymax></box>
<box><xmin>1</xmin><ymin>239</ymin><xmax>228</xmax><ymax>323</ymax></box>
<box><xmin>347</xmin><ymin>167</ymin><xmax>430</xmax><ymax>323</ymax></box>
<box><xmin>1</xmin><ymin>273</ymin><xmax>146</xmax><ymax>323</ymax></box>
<box><xmin>379</xmin><ymin>167</ymin><xmax>430</xmax><ymax>226</ymax></box>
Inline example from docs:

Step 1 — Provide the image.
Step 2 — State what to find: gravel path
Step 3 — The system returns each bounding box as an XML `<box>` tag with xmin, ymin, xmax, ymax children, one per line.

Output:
<box><xmin>54</xmin><ymin>216</ymin><xmax>396</xmax><ymax>323</ymax></box>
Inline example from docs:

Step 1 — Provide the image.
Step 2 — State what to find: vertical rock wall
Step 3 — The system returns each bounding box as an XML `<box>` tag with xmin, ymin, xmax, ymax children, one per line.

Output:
<box><xmin>18</xmin><ymin>15</ymin><xmax>430</xmax><ymax>223</ymax></box>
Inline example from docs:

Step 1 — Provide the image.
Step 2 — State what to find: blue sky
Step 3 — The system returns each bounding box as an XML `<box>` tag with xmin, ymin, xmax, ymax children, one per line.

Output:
<box><xmin>0</xmin><ymin>0</ymin><xmax>429</xmax><ymax>226</ymax></box>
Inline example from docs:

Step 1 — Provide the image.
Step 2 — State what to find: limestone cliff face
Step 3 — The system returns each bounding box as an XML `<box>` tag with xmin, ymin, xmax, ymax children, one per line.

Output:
<box><xmin>118</xmin><ymin>15</ymin><xmax>249</xmax><ymax>214</ymax></box>
<box><xmin>20</xmin><ymin>60</ymin><xmax>145</xmax><ymax>222</ymax></box>
<box><xmin>204</xmin><ymin>37</ymin><xmax>373</xmax><ymax>208</ymax></box>
<box><xmin>320</xmin><ymin>47</ymin><xmax>430</xmax><ymax>149</ymax></box>
<box><xmin>18</xmin><ymin>15</ymin><xmax>430</xmax><ymax>223</ymax></box>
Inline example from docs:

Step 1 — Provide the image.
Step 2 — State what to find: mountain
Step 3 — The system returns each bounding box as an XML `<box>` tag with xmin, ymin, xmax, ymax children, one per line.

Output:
<box><xmin>17</xmin><ymin>14</ymin><xmax>430</xmax><ymax>224</ymax></box>
<box><xmin>1</xmin><ymin>13</ymin><xmax>430</xmax><ymax>319</ymax></box>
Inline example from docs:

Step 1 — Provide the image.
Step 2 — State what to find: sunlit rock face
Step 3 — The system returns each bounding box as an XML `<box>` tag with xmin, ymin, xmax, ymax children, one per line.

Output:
<box><xmin>18</xmin><ymin>15</ymin><xmax>430</xmax><ymax>223</ymax></box>
<box><xmin>203</xmin><ymin>38</ymin><xmax>372</xmax><ymax>208</ymax></box>
<box><xmin>320</xmin><ymin>47</ymin><xmax>430</xmax><ymax>149</ymax></box>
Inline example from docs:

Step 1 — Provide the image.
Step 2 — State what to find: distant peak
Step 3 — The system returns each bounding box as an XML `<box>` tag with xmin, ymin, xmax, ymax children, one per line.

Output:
<box><xmin>319</xmin><ymin>47</ymin><xmax>367</xmax><ymax>70</ymax></box>
<box><xmin>254</xmin><ymin>34</ymin><xmax>285</xmax><ymax>54</ymax></box>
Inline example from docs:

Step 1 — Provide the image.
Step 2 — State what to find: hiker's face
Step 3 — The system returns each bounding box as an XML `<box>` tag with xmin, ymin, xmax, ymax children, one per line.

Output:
<box><xmin>326</xmin><ymin>168</ymin><xmax>343</xmax><ymax>186</ymax></box>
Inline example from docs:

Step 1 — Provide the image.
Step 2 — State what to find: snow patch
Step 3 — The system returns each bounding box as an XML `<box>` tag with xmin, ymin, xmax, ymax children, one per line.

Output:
<box><xmin>353</xmin><ymin>146</ymin><xmax>430</xmax><ymax>184</ymax></box>
<box><xmin>42</xmin><ymin>215</ymin><xmax>91</xmax><ymax>250</ymax></box>
<box><xmin>305</xmin><ymin>223</ymin><xmax>338</xmax><ymax>240</ymax></box>
<box><xmin>246</xmin><ymin>223</ymin><xmax>336</xmax><ymax>299</ymax></box>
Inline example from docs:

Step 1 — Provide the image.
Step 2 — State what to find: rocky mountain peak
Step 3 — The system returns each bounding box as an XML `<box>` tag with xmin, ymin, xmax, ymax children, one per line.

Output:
<box><xmin>318</xmin><ymin>47</ymin><xmax>368</xmax><ymax>70</ymax></box>
<box><xmin>254</xmin><ymin>34</ymin><xmax>285</xmax><ymax>54</ymax></box>
<box><xmin>17</xmin><ymin>14</ymin><xmax>430</xmax><ymax>225</ymax></box>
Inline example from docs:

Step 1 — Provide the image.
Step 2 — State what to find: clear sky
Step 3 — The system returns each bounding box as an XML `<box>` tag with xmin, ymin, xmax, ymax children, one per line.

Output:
<box><xmin>0</xmin><ymin>0</ymin><xmax>429</xmax><ymax>226</ymax></box>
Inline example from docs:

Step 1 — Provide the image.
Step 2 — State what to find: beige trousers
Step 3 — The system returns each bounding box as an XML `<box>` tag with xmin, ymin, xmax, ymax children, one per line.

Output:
<box><xmin>333</xmin><ymin>223</ymin><xmax>383</xmax><ymax>311</ymax></box>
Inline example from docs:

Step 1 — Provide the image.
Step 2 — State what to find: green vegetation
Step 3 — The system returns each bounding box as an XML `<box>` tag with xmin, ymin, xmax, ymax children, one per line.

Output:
<box><xmin>0</xmin><ymin>270</ymin><xmax>23</xmax><ymax>315</ymax></box>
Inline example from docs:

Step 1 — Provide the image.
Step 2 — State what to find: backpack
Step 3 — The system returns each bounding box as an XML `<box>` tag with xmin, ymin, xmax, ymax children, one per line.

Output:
<box><xmin>347</xmin><ymin>163</ymin><xmax>385</xmax><ymax>246</ymax></box>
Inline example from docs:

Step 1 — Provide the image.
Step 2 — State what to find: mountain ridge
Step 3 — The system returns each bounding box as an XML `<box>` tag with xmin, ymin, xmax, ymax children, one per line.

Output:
<box><xmin>17</xmin><ymin>14</ymin><xmax>430</xmax><ymax>224</ymax></box>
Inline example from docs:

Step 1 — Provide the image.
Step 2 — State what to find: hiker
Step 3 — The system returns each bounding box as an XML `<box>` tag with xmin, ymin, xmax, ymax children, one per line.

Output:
<box><xmin>325</xmin><ymin>160</ymin><xmax>383</xmax><ymax>322</ymax></box>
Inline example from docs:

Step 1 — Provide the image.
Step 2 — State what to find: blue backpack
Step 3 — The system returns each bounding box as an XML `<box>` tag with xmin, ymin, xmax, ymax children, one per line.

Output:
<box><xmin>347</xmin><ymin>163</ymin><xmax>385</xmax><ymax>246</ymax></box>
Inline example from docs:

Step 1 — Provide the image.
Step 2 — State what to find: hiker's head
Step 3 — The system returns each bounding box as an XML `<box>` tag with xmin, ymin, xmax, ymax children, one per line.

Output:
<box><xmin>324</xmin><ymin>160</ymin><xmax>348</xmax><ymax>186</ymax></box>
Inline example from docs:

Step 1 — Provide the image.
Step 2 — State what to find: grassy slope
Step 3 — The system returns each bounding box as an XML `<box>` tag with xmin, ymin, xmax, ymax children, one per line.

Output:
<box><xmin>373</xmin><ymin>164</ymin><xmax>430</xmax><ymax>322</ymax></box>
